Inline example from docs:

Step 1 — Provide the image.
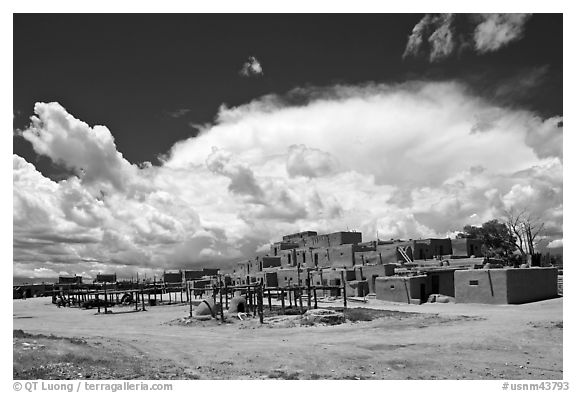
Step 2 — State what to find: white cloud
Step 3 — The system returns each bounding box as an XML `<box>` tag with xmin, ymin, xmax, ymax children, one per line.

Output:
<box><xmin>14</xmin><ymin>80</ymin><xmax>562</xmax><ymax>277</ymax></box>
<box><xmin>286</xmin><ymin>144</ymin><xmax>339</xmax><ymax>178</ymax></box>
<box><xmin>547</xmin><ymin>239</ymin><xmax>563</xmax><ymax>249</ymax></box>
<box><xmin>474</xmin><ymin>14</ymin><xmax>532</xmax><ymax>54</ymax></box>
<box><xmin>404</xmin><ymin>14</ymin><xmax>532</xmax><ymax>62</ymax></box>
<box><xmin>239</xmin><ymin>56</ymin><xmax>263</xmax><ymax>77</ymax></box>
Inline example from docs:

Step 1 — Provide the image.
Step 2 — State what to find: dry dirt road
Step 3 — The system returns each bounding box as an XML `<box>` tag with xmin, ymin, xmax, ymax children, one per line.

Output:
<box><xmin>13</xmin><ymin>296</ymin><xmax>562</xmax><ymax>380</ymax></box>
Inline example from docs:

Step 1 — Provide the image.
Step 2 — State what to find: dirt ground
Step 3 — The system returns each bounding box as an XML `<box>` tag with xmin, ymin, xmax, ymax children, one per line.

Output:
<box><xmin>13</xmin><ymin>296</ymin><xmax>563</xmax><ymax>380</ymax></box>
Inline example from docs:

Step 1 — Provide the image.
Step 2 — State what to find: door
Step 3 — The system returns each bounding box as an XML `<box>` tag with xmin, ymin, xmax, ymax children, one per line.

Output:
<box><xmin>420</xmin><ymin>283</ymin><xmax>427</xmax><ymax>303</ymax></box>
<box><xmin>431</xmin><ymin>275</ymin><xmax>439</xmax><ymax>294</ymax></box>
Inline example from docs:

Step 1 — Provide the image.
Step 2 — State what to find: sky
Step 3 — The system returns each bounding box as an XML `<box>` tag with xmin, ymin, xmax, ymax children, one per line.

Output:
<box><xmin>13</xmin><ymin>13</ymin><xmax>563</xmax><ymax>282</ymax></box>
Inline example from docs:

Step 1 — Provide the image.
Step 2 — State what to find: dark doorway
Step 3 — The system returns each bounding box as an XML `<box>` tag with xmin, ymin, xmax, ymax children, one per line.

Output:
<box><xmin>420</xmin><ymin>283</ymin><xmax>427</xmax><ymax>303</ymax></box>
<box><xmin>314</xmin><ymin>253</ymin><xmax>318</xmax><ymax>267</ymax></box>
<box><xmin>419</xmin><ymin>249</ymin><xmax>424</xmax><ymax>259</ymax></box>
<box><xmin>431</xmin><ymin>275</ymin><xmax>439</xmax><ymax>294</ymax></box>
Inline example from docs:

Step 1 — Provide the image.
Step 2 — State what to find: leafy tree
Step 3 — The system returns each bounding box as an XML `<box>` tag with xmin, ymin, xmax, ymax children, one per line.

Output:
<box><xmin>458</xmin><ymin>219</ymin><xmax>516</xmax><ymax>259</ymax></box>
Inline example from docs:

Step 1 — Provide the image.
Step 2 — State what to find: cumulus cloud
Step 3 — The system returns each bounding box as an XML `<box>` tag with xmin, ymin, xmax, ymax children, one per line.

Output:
<box><xmin>21</xmin><ymin>102</ymin><xmax>139</xmax><ymax>193</ymax></box>
<box><xmin>14</xmin><ymin>80</ymin><xmax>562</xmax><ymax>278</ymax></box>
<box><xmin>404</xmin><ymin>14</ymin><xmax>531</xmax><ymax>61</ymax></box>
<box><xmin>286</xmin><ymin>144</ymin><xmax>339</xmax><ymax>178</ymax></box>
<box><xmin>239</xmin><ymin>56</ymin><xmax>263</xmax><ymax>77</ymax></box>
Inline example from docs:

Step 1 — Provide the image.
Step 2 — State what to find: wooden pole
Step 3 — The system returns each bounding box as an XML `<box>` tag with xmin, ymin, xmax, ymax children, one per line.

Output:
<box><xmin>314</xmin><ymin>286</ymin><xmax>318</xmax><ymax>309</ymax></box>
<box><xmin>280</xmin><ymin>288</ymin><xmax>285</xmax><ymax>314</ymax></box>
<box><xmin>257</xmin><ymin>284</ymin><xmax>264</xmax><ymax>324</ymax></box>
<box><xmin>224</xmin><ymin>281</ymin><xmax>229</xmax><ymax>309</ymax></box>
<box><xmin>96</xmin><ymin>293</ymin><xmax>100</xmax><ymax>313</ymax></box>
<box><xmin>104</xmin><ymin>285</ymin><xmax>108</xmax><ymax>314</ymax></box>
<box><xmin>341</xmin><ymin>271</ymin><xmax>347</xmax><ymax>309</ymax></box>
<box><xmin>288</xmin><ymin>288</ymin><xmax>292</xmax><ymax>307</ymax></box>
<box><xmin>267</xmin><ymin>288</ymin><xmax>272</xmax><ymax>311</ymax></box>
<box><xmin>188</xmin><ymin>283</ymin><xmax>193</xmax><ymax>318</ymax></box>
<box><xmin>298</xmin><ymin>287</ymin><xmax>304</xmax><ymax>314</ymax></box>
<box><xmin>219</xmin><ymin>277</ymin><xmax>224</xmax><ymax>321</ymax></box>
<box><xmin>247</xmin><ymin>285</ymin><xmax>252</xmax><ymax>314</ymax></box>
<box><xmin>141</xmin><ymin>288</ymin><xmax>146</xmax><ymax>311</ymax></box>
<box><xmin>307</xmin><ymin>271</ymin><xmax>312</xmax><ymax>309</ymax></box>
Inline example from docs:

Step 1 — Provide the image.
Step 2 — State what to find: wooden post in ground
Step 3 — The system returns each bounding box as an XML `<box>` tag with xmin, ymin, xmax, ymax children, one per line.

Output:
<box><xmin>247</xmin><ymin>285</ymin><xmax>252</xmax><ymax>314</ymax></box>
<box><xmin>188</xmin><ymin>283</ymin><xmax>193</xmax><ymax>318</ymax></box>
<box><xmin>298</xmin><ymin>287</ymin><xmax>304</xmax><ymax>314</ymax></box>
<box><xmin>185</xmin><ymin>282</ymin><xmax>189</xmax><ymax>303</ymax></box>
<box><xmin>104</xmin><ymin>285</ymin><xmax>108</xmax><ymax>314</ymax></box>
<box><xmin>280</xmin><ymin>288</ymin><xmax>285</xmax><ymax>314</ymax></box>
<box><xmin>307</xmin><ymin>270</ymin><xmax>312</xmax><ymax>309</ymax></box>
<box><xmin>154</xmin><ymin>278</ymin><xmax>157</xmax><ymax>302</ymax></box>
<box><xmin>135</xmin><ymin>289</ymin><xmax>139</xmax><ymax>311</ymax></box>
<box><xmin>314</xmin><ymin>286</ymin><xmax>318</xmax><ymax>309</ymax></box>
<box><xmin>218</xmin><ymin>277</ymin><xmax>224</xmax><ymax>321</ymax></box>
<box><xmin>180</xmin><ymin>286</ymin><xmax>183</xmax><ymax>303</ymax></box>
<box><xmin>288</xmin><ymin>288</ymin><xmax>292</xmax><ymax>308</ymax></box>
<box><xmin>257</xmin><ymin>284</ymin><xmax>264</xmax><ymax>324</ymax></box>
<box><xmin>168</xmin><ymin>288</ymin><xmax>172</xmax><ymax>305</ymax></box>
<box><xmin>96</xmin><ymin>293</ymin><xmax>100</xmax><ymax>313</ymax></box>
<box><xmin>341</xmin><ymin>271</ymin><xmax>347</xmax><ymax>309</ymax></box>
<box><xmin>141</xmin><ymin>288</ymin><xmax>146</xmax><ymax>311</ymax></box>
<box><xmin>224</xmin><ymin>282</ymin><xmax>229</xmax><ymax>310</ymax></box>
<box><xmin>267</xmin><ymin>288</ymin><xmax>272</xmax><ymax>311</ymax></box>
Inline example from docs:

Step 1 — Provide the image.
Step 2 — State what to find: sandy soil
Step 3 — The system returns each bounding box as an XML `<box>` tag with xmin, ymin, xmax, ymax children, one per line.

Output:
<box><xmin>13</xmin><ymin>296</ymin><xmax>563</xmax><ymax>380</ymax></box>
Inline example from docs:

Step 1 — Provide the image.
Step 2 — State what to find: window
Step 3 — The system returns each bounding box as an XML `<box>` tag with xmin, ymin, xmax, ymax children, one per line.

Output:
<box><xmin>469</xmin><ymin>280</ymin><xmax>479</xmax><ymax>286</ymax></box>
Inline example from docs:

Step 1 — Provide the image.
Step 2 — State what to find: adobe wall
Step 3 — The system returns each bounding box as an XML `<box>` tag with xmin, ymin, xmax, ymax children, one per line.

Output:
<box><xmin>276</xmin><ymin>268</ymin><xmax>301</xmax><ymax>287</ymax></box>
<box><xmin>425</xmin><ymin>269</ymin><xmax>455</xmax><ymax>297</ymax></box>
<box><xmin>163</xmin><ymin>272</ymin><xmax>182</xmax><ymax>284</ymax></box>
<box><xmin>304</xmin><ymin>231</ymin><xmax>362</xmax><ymax>248</ymax></box>
<box><xmin>270</xmin><ymin>242</ymin><xmax>299</xmax><ymax>256</ymax></box>
<box><xmin>184</xmin><ymin>270</ymin><xmax>204</xmax><ymax>281</ymax></box>
<box><xmin>451</xmin><ymin>238</ymin><xmax>483</xmax><ymax>257</ymax></box>
<box><xmin>262</xmin><ymin>256</ymin><xmax>282</xmax><ymax>269</ymax></box>
<box><xmin>278</xmin><ymin>249</ymin><xmax>295</xmax><ymax>267</ymax></box>
<box><xmin>454</xmin><ymin>269</ymin><xmax>508</xmax><ymax>304</ymax></box>
<box><xmin>375</xmin><ymin>277</ymin><xmax>411</xmax><ymax>303</ymax></box>
<box><xmin>264</xmin><ymin>271</ymin><xmax>279</xmax><ymax>287</ymax></box>
<box><xmin>506</xmin><ymin>267</ymin><xmax>558</xmax><ymax>304</ymax></box>
<box><xmin>355</xmin><ymin>264</ymin><xmax>395</xmax><ymax>293</ymax></box>
<box><xmin>327</xmin><ymin>244</ymin><xmax>356</xmax><ymax>268</ymax></box>
<box><xmin>430</xmin><ymin>238</ymin><xmax>453</xmax><ymax>256</ymax></box>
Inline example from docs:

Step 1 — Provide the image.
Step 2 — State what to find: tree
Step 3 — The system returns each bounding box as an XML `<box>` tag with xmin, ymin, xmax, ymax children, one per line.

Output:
<box><xmin>458</xmin><ymin>219</ymin><xmax>516</xmax><ymax>259</ymax></box>
<box><xmin>504</xmin><ymin>209</ymin><xmax>546</xmax><ymax>257</ymax></box>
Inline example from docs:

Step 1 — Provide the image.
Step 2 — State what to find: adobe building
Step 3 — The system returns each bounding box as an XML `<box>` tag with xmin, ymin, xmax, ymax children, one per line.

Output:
<box><xmin>422</xmin><ymin>268</ymin><xmax>456</xmax><ymax>297</ymax></box>
<box><xmin>451</xmin><ymin>238</ymin><xmax>483</xmax><ymax>257</ymax></box>
<box><xmin>202</xmin><ymin>268</ymin><xmax>220</xmax><ymax>277</ymax></box>
<box><xmin>354</xmin><ymin>264</ymin><xmax>396</xmax><ymax>293</ymax></box>
<box><xmin>303</xmin><ymin>231</ymin><xmax>362</xmax><ymax>248</ymax></box>
<box><xmin>454</xmin><ymin>267</ymin><xmax>558</xmax><ymax>304</ymax></box>
<box><xmin>270</xmin><ymin>241</ymin><xmax>299</xmax><ymax>257</ymax></box>
<box><xmin>163</xmin><ymin>271</ymin><xmax>183</xmax><ymax>284</ymax></box>
<box><xmin>412</xmin><ymin>238</ymin><xmax>452</xmax><ymax>260</ymax></box>
<box><xmin>183</xmin><ymin>270</ymin><xmax>204</xmax><ymax>281</ymax></box>
<box><xmin>94</xmin><ymin>273</ymin><xmax>117</xmax><ymax>283</ymax></box>
<box><xmin>282</xmin><ymin>231</ymin><xmax>318</xmax><ymax>244</ymax></box>
<box><xmin>375</xmin><ymin>275</ymin><xmax>429</xmax><ymax>304</ymax></box>
<box><xmin>59</xmin><ymin>275</ymin><xmax>83</xmax><ymax>285</ymax></box>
